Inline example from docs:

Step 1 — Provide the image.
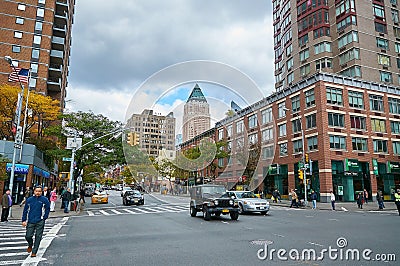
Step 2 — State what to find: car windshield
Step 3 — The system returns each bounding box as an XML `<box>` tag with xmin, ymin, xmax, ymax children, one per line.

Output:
<box><xmin>126</xmin><ymin>191</ymin><xmax>141</xmax><ymax>196</ymax></box>
<box><xmin>239</xmin><ymin>192</ymin><xmax>258</xmax><ymax>198</ymax></box>
<box><xmin>201</xmin><ymin>186</ymin><xmax>226</xmax><ymax>196</ymax></box>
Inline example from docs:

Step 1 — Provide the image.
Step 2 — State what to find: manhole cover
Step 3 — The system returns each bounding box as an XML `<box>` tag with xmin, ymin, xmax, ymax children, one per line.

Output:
<box><xmin>250</xmin><ymin>239</ymin><xmax>273</xmax><ymax>245</ymax></box>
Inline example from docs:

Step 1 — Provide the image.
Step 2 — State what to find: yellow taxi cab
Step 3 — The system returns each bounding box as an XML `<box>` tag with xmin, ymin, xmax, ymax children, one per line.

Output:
<box><xmin>91</xmin><ymin>190</ymin><xmax>109</xmax><ymax>204</ymax></box>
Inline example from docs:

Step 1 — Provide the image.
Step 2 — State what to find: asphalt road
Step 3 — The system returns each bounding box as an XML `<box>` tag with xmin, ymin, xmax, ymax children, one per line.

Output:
<box><xmin>34</xmin><ymin>193</ymin><xmax>399</xmax><ymax>266</ymax></box>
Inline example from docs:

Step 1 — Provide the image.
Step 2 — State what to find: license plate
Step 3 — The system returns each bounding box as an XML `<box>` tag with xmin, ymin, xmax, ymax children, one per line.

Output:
<box><xmin>222</xmin><ymin>209</ymin><xmax>229</xmax><ymax>213</ymax></box>
<box><xmin>260</xmin><ymin>206</ymin><xmax>265</xmax><ymax>210</ymax></box>
<box><xmin>134</xmin><ymin>199</ymin><xmax>138</xmax><ymax>203</ymax></box>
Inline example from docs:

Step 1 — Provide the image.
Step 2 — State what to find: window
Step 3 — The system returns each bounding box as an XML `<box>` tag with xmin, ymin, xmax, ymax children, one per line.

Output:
<box><xmin>371</xmin><ymin>118</ymin><xmax>386</xmax><ymax>132</ymax></box>
<box><xmin>380</xmin><ymin>71</ymin><xmax>393</xmax><ymax>83</ymax></box>
<box><xmin>392</xmin><ymin>9</ymin><xmax>399</xmax><ymax>23</ymax></box>
<box><xmin>298</xmin><ymin>34</ymin><xmax>309</xmax><ymax>47</ymax></box>
<box><xmin>314</xmin><ymin>42</ymin><xmax>331</xmax><ymax>54</ymax></box>
<box><xmin>395</xmin><ymin>27</ymin><xmax>400</xmax><ymax>38</ymax></box>
<box><xmin>236</xmin><ymin>120</ymin><xmax>244</xmax><ymax>134</ymax></box>
<box><xmin>316</xmin><ymin>58</ymin><xmax>332</xmax><ymax>70</ymax></box>
<box><xmin>248</xmin><ymin>114</ymin><xmax>257</xmax><ymax>129</ymax></box>
<box><xmin>336</xmin><ymin>0</ymin><xmax>355</xmax><ymax>17</ymax></box>
<box><xmin>278</xmin><ymin>102</ymin><xmax>286</xmax><ymax>118</ymax></box>
<box><xmin>293</xmin><ymin>139</ymin><xmax>303</xmax><ymax>153</ymax></box>
<box><xmin>328</xmin><ymin>113</ymin><xmax>345</xmax><ymax>127</ymax></box>
<box><xmin>38</xmin><ymin>0</ymin><xmax>46</xmax><ymax>4</ymax></box>
<box><xmin>218</xmin><ymin>158</ymin><xmax>224</xmax><ymax>167</ymax></box>
<box><xmin>12</xmin><ymin>45</ymin><xmax>21</xmax><ymax>53</ymax></box>
<box><xmin>330</xmin><ymin>135</ymin><xmax>346</xmax><ymax>150</ymax></box>
<box><xmin>262</xmin><ymin>146</ymin><xmax>274</xmax><ymax>159</ymax></box>
<box><xmin>305</xmin><ymin>89</ymin><xmax>315</xmax><ymax>107</ymax></box>
<box><xmin>287</xmin><ymin>58</ymin><xmax>293</xmax><ymax>70</ymax></box>
<box><xmin>280</xmin><ymin>143</ymin><xmax>288</xmax><ymax>156</ymax></box>
<box><xmin>33</xmin><ymin>35</ymin><xmax>41</xmax><ymax>45</ymax></box>
<box><xmin>352</xmin><ymin>137</ymin><xmax>368</xmax><ymax>151</ymax></box>
<box><xmin>286</xmin><ymin>44</ymin><xmax>292</xmax><ymax>56</ymax></box>
<box><xmin>287</xmin><ymin>72</ymin><xmax>294</xmax><ymax>84</ymax></box>
<box><xmin>306</xmin><ymin>113</ymin><xmax>317</xmax><ymax>129</ymax></box>
<box><xmin>37</xmin><ymin>8</ymin><xmax>45</xmax><ymax>17</ymax></box>
<box><xmin>29</xmin><ymin>78</ymin><xmax>36</xmax><ymax>88</ymax></box>
<box><xmin>248</xmin><ymin>133</ymin><xmax>258</xmax><ymax>144</ymax></box>
<box><xmin>218</xmin><ymin>129</ymin><xmax>224</xmax><ymax>140</ymax></box>
<box><xmin>279</xmin><ymin>124</ymin><xmax>287</xmax><ymax>137</ymax></box>
<box><xmin>340</xmin><ymin>66</ymin><xmax>361</xmax><ymax>78</ymax></box>
<box><xmin>292</xmin><ymin>119</ymin><xmax>301</xmax><ymax>133</ymax></box>
<box><xmin>307</xmin><ymin>136</ymin><xmax>318</xmax><ymax>151</ymax></box>
<box><xmin>373</xmin><ymin>4</ymin><xmax>385</xmax><ymax>18</ymax></box>
<box><xmin>391</xmin><ymin>121</ymin><xmax>400</xmax><ymax>134</ymax></box>
<box><xmin>299</xmin><ymin>49</ymin><xmax>309</xmax><ymax>62</ymax></box>
<box><xmin>375</xmin><ymin>22</ymin><xmax>387</xmax><ymax>34</ymax></box>
<box><xmin>376</xmin><ymin>38</ymin><xmax>389</xmax><ymax>50</ymax></box>
<box><xmin>32</xmin><ymin>49</ymin><xmax>40</xmax><ymax>59</ymax></box>
<box><xmin>393</xmin><ymin>142</ymin><xmax>400</xmax><ymax>155</ymax></box>
<box><xmin>300</xmin><ymin>64</ymin><xmax>310</xmax><ymax>76</ymax></box>
<box><xmin>339</xmin><ymin>48</ymin><xmax>360</xmax><ymax>65</ymax></box>
<box><xmin>18</xmin><ymin>4</ymin><xmax>26</xmax><ymax>11</ymax></box>
<box><xmin>395</xmin><ymin>42</ymin><xmax>400</xmax><ymax>52</ymax></box>
<box><xmin>369</xmin><ymin>94</ymin><xmax>384</xmax><ymax>111</ymax></box>
<box><xmin>30</xmin><ymin>63</ymin><xmax>38</xmax><ymax>74</ymax></box>
<box><xmin>348</xmin><ymin>91</ymin><xmax>364</xmax><ymax>109</ymax></box>
<box><xmin>390</xmin><ymin>0</ymin><xmax>398</xmax><ymax>5</ymax></box>
<box><xmin>16</xmin><ymin>17</ymin><xmax>24</xmax><ymax>24</ymax></box>
<box><xmin>14</xmin><ymin>31</ymin><xmax>22</xmax><ymax>38</ymax></box>
<box><xmin>226</xmin><ymin>125</ymin><xmax>232</xmax><ymax>137</ymax></box>
<box><xmin>389</xmin><ymin>97</ymin><xmax>400</xmax><ymax>114</ymax></box>
<box><xmin>338</xmin><ymin>31</ymin><xmax>358</xmax><ymax>49</ymax></box>
<box><xmin>326</xmin><ymin>87</ymin><xmax>343</xmax><ymax>105</ymax></box>
<box><xmin>313</xmin><ymin>27</ymin><xmax>330</xmax><ymax>39</ymax></box>
<box><xmin>373</xmin><ymin>140</ymin><xmax>388</xmax><ymax>153</ymax></box>
<box><xmin>337</xmin><ymin>15</ymin><xmax>357</xmax><ymax>31</ymax></box>
<box><xmin>350</xmin><ymin>116</ymin><xmax>366</xmax><ymax>130</ymax></box>
<box><xmin>35</xmin><ymin>22</ymin><xmax>43</xmax><ymax>31</ymax></box>
<box><xmin>397</xmin><ymin>58</ymin><xmax>400</xmax><ymax>69</ymax></box>
<box><xmin>262</xmin><ymin>128</ymin><xmax>273</xmax><ymax>142</ymax></box>
<box><xmin>291</xmin><ymin>95</ymin><xmax>300</xmax><ymax>112</ymax></box>
<box><xmin>378</xmin><ymin>54</ymin><xmax>391</xmax><ymax>66</ymax></box>
<box><xmin>261</xmin><ymin>108</ymin><xmax>272</xmax><ymax>124</ymax></box>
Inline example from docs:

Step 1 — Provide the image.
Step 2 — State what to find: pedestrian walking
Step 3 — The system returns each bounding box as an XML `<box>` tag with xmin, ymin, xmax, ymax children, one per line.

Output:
<box><xmin>272</xmin><ymin>190</ymin><xmax>278</xmax><ymax>203</ymax></box>
<box><xmin>61</xmin><ymin>188</ymin><xmax>72</xmax><ymax>213</ymax></box>
<box><xmin>79</xmin><ymin>188</ymin><xmax>86</xmax><ymax>204</ymax></box>
<box><xmin>310</xmin><ymin>190</ymin><xmax>317</xmax><ymax>209</ymax></box>
<box><xmin>363</xmin><ymin>189</ymin><xmax>369</xmax><ymax>204</ymax></box>
<box><xmin>19</xmin><ymin>187</ymin><xmax>31</xmax><ymax>207</ymax></box>
<box><xmin>376</xmin><ymin>190</ymin><xmax>385</xmax><ymax>209</ymax></box>
<box><xmin>22</xmin><ymin>186</ymin><xmax>50</xmax><ymax>257</ymax></box>
<box><xmin>330</xmin><ymin>190</ymin><xmax>336</xmax><ymax>210</ymax></box>
<box><xmin>50</xmin><ymin>188</ymin><xmax>57</xmax><ymax>212</ymax></box>
<box><xmin>1</xmin><ymin>189</ymin><xmax>12</xmax><ymax>222</ymax></box>
<box><xmin>43</xmin><ymin>186</ymin><xmax>51</xmax><ymax>202</ymax></box>
<box><xmin>395</xmin><ymin>189</ymin><xmax>400</xmax><ymax>216</ymax></box>
<box><xmin>290</xmin><ymin>189</ymin><xmax>299</xmax><ymax>208</ymax></box>
<box><xmin>356</xmin><ymin>192</ymin><xmax>363</xmax><ymax>209</ymax></box>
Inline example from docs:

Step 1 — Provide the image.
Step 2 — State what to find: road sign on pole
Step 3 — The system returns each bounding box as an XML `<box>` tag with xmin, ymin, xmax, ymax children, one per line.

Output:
<box><xmin>62</xmin><ymin>157</ymin><xmax>73</xmax><ymax>162</ymax></box>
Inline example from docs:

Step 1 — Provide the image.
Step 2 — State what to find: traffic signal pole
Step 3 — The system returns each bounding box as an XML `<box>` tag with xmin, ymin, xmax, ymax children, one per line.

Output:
<box><xmin>301</xmin><ymin>127</ymin><xmax>307</xmax><ymax>206</ymax></box>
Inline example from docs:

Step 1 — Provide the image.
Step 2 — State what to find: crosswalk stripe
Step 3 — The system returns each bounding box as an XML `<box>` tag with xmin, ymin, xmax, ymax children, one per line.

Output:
<box><xmin>110</xmin><ymin>209</ymin><xmax>123</xmax><ymax>215</ymax></box>
<box><xmin>122</xmin><ymin>209</ymin><xmax>138</xmax><ymax>214</ymax></box>
<box><xmin>0</xmin><ymin>251</ymin><xmax>27</xmax><ymax>257</ymax></box>
<box><xmin>151</xmin><ymin>206</ymin><xmax>173</xmax><ymax>212</ymax></box>
<box><xmin>99</xmin><ymin>210</ymin><xmax>111</xmax><ymax>216</ymax></box>
<box><xmin>161</xmin><ymin>206</ymin><xmax>184</xmax><ymax>212</ymax></box>
<box><xmin>0</xmin><ymin>260</ymin><xmax>25</xmax><ymax>265</ymax></box>
<box><xmin>132</xmin><ymin>208</ymin><xmax>151</xmax><ymax>213</ymax></box>
<box><xmin>0</xmin><ymin>246</ymin><xmax>26</xmax><ymax>251</ymax></box>
<box><xmin>0</xmin><ymin>241</ymin><xmax>26</xmax><ymax>246</ymax></box>
<box><xmin>87</xmin><ymin>211</ymin><xmax>94</xmax><ymax>216</ymax></box>
<box><xmin>0</xmin><ymin>237</ymin><xmax>26</xmax><ymax>241</ymax></box>
<box><xmin>140</xmin><ymin>207</ymin><xmax>162</xmax><ymax>213</ymax></box>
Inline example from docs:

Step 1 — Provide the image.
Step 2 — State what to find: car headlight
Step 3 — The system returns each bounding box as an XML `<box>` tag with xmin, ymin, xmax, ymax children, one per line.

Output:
<box><xmin>214</xmin><ymin>200</ymin><xmax>219</xmax><ymax>206</ymax></box>
<box><xmin>229</xmin><ymin>199</ymin><xmax>234</xmax><ymax>206</ymax></box>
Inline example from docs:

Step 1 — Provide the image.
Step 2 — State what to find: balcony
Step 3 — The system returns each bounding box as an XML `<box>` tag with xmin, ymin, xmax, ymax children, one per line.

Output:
<box><xmin>56</xmin><ymin>0</ymin><xmax>69</xmax><ymax>13</ymax></box>
<box><xmin>54</xmin><ymin>11</ymin><xmax>68</xmax><ymax>25</ymax></box>
<box><xmin>50</xmin><ymin>49</ymin><xmax>64</xmax><ymax>64</ymax></box>
<box><xmin>47</xmin><ymin>77</ymin><xmax>61</xmax><ymax>92</ymax></box>
<box><xmin>49</xmin><ymin>64</ymin><xmax>62</xmax><ymax>78</ymax></box>
<box><xmin>53</xmin><ymin>24</ymin><xmax>66</xmax><ymax>37</ymax></box>
<box><xmin>52</xmin><ymin>36</ymin><xmax>65</xmax><ymax>50</ymax></box>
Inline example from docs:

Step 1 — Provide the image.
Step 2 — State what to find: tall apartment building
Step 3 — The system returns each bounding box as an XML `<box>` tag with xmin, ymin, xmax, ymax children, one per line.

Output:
<box><xmin>0</xmin><ymin>0</ymin><xmax>75</xmax><ymax>107</ymax></box>
<box><xmin>182</xmin><ymin>84</ymin><xmax>211</xmax><ymax>142</ymax></box>
<box><xmin>273</xmin><ymin>0</ymin><xmax>400</xmax><ymax>91</ymax></box>
<box><xmin>126</xmin><ymin>109</ymin><xmax>176</xmax><ymax>157</ymax></box>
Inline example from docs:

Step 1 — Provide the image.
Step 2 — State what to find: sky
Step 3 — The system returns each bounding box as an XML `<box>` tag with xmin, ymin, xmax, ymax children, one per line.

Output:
<box><xmin>66</xmin><ymin>0</ymin><xmax>274</xmax><ymax>132</ymax></box>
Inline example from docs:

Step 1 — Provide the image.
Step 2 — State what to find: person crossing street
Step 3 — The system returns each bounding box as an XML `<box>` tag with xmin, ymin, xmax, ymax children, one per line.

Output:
<box><xmin>395</xmin><ymin>189</ymin><xmax>400</xmax><ymax>216</ymax></box>
<box><xmin>22</xmin><ymin>186</ymin><xmax>50</xmax><ymax>257</ymax></box>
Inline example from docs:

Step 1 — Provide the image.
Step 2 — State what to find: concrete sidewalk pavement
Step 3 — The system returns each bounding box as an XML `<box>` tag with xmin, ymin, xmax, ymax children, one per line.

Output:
<box><xmin>7</xmin><ymin>199</ymin><xmax>82</xmax><ymax>221</ymax></box>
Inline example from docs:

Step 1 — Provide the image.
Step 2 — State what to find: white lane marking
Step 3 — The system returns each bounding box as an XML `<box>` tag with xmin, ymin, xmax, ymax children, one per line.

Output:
<box><xmin>122</xmin><ymin>209</ymin><xmax>138</xmax><ymax>214</ymax></box>
<box><xmin>151</xmin><ymin>206</ymin><xmax>173</xmax><ymax>212</ymax></box>
<box><xmin>272</xmin><ymin>233</ymin><xmax>285</xmax><ymax>238</ymax></box>
<box><xmin>110</xmin><ymin>209</ymin><xmax>123</xmax><ymax>215</ymax></box>
<box><xmin>160</xmin><ymin>206</ymin><xmax>182</xmax><ymax>212</ymax></box>
<box><xmin>87</xmin><ymin>211</ymin><xmax>94</xmax><ymax>216</ymax></box>
<box><xmin>0</xmin><ymin>241</ymin><xmax>26</xmax><ymax>246</ymax></box>
<box><xmin>341</xmin><ymin>207</ymin><xmax>348</xmax><ymax>212</ymax></box>
<box><xmin>99</xmin><ymin>210</ymin><xmax>111</xmax><ymax>216</ymax></box>
<box><xmin>0</xmin><ymin>260</ymin><xmax>25</xmax><ymax>265</ymax></box>
<box><xmin>0</xmin><ymin>246</ymin><xmax>26</xmax><ymax>251</ymax></box>
<box><xmin>21</xmin><ymin>217</ymin><xmax>69</xmax><ymax>266</ymax></box>
<box><xmin>139</xmin><ymin>207</ymin><xmax>160</xmax><ymax>213</ymax></box>
<box><xmin>0</xmin><ymin>251</ymin><xmax>28</xmax><ymax>257</ymax></box>
<box><xmin>328</xmin><ymin>218</ymin><xmax>338</xmax><ymax>221</ymax></box>
<box><xmin>0</xmin><ymin>237</ymin><xmax>26</xmax><ymax>241</ymax></box>
<box><xmin>132</xmin><ymin>208</ymin><xmax>151</xmax><ymax>214</ymax></box>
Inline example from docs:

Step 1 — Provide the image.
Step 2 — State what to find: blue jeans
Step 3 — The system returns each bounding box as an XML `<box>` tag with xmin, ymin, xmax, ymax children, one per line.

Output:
<box><xmin>331</xmin><ymin>200</ymin><xmax>335</xmax><ymax>210</ymax></box>
<box><xmin>63</xmin><ymin>200</ymin><xmax>69</xmax><ymax>213</ymax></box>
<box><xmin>312</xmin><ymin>200</ymin><xmax>317</xmax><ymax>209</ymax></box>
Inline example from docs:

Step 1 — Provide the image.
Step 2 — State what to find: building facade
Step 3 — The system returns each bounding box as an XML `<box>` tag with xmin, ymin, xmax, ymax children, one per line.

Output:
<box><xmin>273</xmin><ymin>0</ymin><xmax>400</xmax><ymax>92</ymax></box>
<box><xmin>182</xmin><ymin>84</ymin><xmax>211</xmax><ymax>142</ymax></box>
<box><xmin>126</xmin><ymin>109</ymin><xmax>176</xmax><ymax>157</ymax></box>
<box><xmin>0</xmin><ymin>0</ymin><xmax>75</xmax><ymax>108</ymax></box>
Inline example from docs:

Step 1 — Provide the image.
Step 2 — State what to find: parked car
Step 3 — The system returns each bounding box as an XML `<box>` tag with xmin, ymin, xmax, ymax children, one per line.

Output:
<box><xmin>91</xmin><ymin>190</ymin><xmax>109</xmax><ymax>204</ymax></box>
<box><xmin>189</xmin><ymin>185</ymin><xmax>239</xmax><ymax>221</ymax></box>
<box><xmin>122</xmin><ymin>190</ymin><xmax>144</xmax><ymax>206</ymax></box>
<box><xmin>226</xmin><ymin>191</ymin><xmax>269</xmax><ymax>215</ymax></box>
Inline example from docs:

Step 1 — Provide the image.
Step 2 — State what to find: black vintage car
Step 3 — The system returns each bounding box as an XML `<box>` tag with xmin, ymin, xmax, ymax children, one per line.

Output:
<box><xmin>189</xmin><ymin>185</ymin><xmax>239</xmax><ymax>221</ymax></box>
<box><xmin>122</xmin><ymin>190</ymin><xmax>144</xmax><ymax>206</ymax></box>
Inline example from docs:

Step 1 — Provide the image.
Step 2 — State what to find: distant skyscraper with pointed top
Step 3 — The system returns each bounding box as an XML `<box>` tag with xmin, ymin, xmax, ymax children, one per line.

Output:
<box><xmin>182</xmin><ymin>84</ymin><xmax>210</xmax><ymax>142</ymax></box>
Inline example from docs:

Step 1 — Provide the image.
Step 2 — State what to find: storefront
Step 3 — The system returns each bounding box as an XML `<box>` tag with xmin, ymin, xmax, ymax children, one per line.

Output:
<box><xmin>4</xmin><ymin>163</ymin><xmax>29</xmax><ymax>204</ymax></box>
<box><xmin>376</xmin><ymin>161</ymin><xmax>400</xmax><ymax>201</ymax></box>
<box><xmin>263</xmin><ymin>164</ymin><xmax>288</xmax><ymax>199</ymax></box>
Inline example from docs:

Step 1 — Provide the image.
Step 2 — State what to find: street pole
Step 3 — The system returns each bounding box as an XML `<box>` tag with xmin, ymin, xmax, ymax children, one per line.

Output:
<box><xmin>4</xmin><ymin>56</ymin><xmax>27</xmax><ymax>217</ymax></box>
<box><xmin>301</xmin><ymin>126</ymin><xmax>307</xmax><ymax>206</ymax></box>
<box><xmin>68</xmin><ymin>132</ymin><xmax>77</xmax><ymax>196</ymax></box>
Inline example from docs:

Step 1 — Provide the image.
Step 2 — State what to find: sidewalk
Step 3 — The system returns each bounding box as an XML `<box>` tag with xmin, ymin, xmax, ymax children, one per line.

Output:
<box><xmin>8</xmin><ymin>199</ymin><xmax>82</xmax><ymax>221</ymax></box>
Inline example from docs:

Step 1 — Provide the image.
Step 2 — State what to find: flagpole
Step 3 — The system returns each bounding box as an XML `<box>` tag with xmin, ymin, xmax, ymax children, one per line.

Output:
<box><xmin>18</xmin><ymin>68</ymin><xmax>32</xmax><ymax>162</ymax></box>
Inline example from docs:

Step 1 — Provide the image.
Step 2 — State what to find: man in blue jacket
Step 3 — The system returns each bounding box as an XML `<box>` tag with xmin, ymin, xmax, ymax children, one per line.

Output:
<box><xmin>22</xmin><ymin>186</ymin><xmax>50</xmax><ymax>257</ymax></box>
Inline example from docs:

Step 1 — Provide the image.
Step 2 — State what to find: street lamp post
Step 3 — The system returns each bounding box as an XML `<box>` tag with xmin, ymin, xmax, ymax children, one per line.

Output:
<box><xmin>3</xmin><ymin>56</ymin><xmax>26</xmax><ymax>217</ymax></box>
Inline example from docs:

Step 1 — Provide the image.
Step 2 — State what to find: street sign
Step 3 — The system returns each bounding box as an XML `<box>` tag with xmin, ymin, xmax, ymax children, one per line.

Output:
<box><xmin>62</xmin><ymin>157</ymin><xmax>72</xmax><ymax>162</ymax></box>
<box><xmin>66</xmin><ymin>137</ymin><xmax>82</xmax><ymax>150</ymax></box>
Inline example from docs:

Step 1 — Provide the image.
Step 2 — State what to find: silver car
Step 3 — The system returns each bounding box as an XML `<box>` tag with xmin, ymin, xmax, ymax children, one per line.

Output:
<box><xmin>227</xmin><ymin>191</ymin><xmax>270</xmax><ymax>215</ymax></box>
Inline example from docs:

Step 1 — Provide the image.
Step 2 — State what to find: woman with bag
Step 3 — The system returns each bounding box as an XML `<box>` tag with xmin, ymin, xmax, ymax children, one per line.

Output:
<box><xmin>50</xmin><ymin>188</ymin><xmax>57</xmax><ymax>212</ymax></box>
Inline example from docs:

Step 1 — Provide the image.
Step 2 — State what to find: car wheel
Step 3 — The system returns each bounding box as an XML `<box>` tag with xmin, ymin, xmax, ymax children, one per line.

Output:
<box><xmin>261</xmin><ymin>211</ymin><xmax>267</xmax><ymax>215</ymax></box>
<box><xmin>230</xmin><ymin>212</ymin><xmax>239</xmax><ymax>220</ymax></box>
<box><xmin>239</xmin><ymin>204</ymin><xmax>245</xmax><ymax>214</ymax></box>
<box><xmin>190</xmin><ymin>206</ymin><xmax>197</xmax><ymax>217</ymax></box>
<box><xmin>203</xmin><ymin>207</ymin><xmax>211</xmax><ymax>221</ymax></box>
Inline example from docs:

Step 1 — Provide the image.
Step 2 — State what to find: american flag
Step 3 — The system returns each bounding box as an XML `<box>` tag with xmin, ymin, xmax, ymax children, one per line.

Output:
<box><xmin>8</xmin><ymin>68</ymin><xmax>29</xmax><ymax>84</ymax></box>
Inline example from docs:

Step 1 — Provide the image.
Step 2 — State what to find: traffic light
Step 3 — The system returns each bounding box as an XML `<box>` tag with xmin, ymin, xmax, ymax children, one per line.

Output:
<box><xmin>305</xmin><ymin>154</ymin><xmax>309</xmax><ymax>163</ymax></box>
<box><xmin>133</xmin><ymin>133</ymin><xmax>140</xmax><ymax>146</ymax></box>
<box><xmin>298</xmin><ymin>168</ymin><xmax>303</xmax><ymax>180</ymax></box>
<box><xmin>127</xmin><ymin>132</ymin><xmax>134</xmax><ymax>146</ymax></box>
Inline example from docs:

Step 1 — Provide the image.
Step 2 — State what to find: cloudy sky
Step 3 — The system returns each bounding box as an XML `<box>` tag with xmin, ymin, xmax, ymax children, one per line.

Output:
<box><xmin>66</xmin><ymin>0</ymin><xmax>274</xmax><ymax>132</ymax></box>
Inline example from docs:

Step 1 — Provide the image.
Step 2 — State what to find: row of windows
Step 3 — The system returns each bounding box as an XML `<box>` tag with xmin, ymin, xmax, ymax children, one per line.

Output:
<box><xmin>278</xmin><ymin>136</ymin><xmax>399</xmax><ymax>156</ymax></box>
